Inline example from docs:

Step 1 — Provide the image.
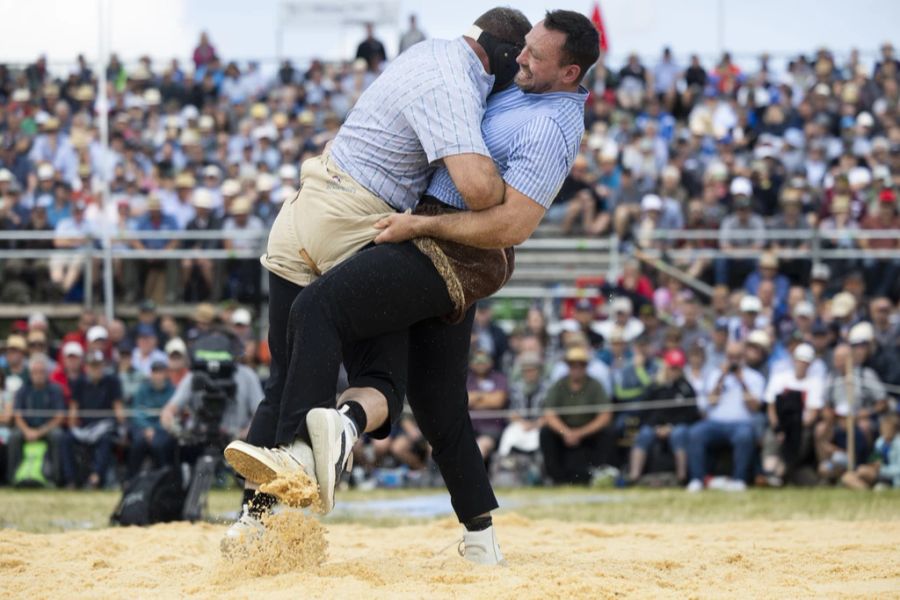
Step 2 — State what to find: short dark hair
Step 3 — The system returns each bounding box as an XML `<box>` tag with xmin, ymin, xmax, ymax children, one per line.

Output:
<box><xmin>474</xmin><ymin>7</ymin><xmax>531</xmax><ymax>47</ymax></box>
<box><xmin>543</xmin><ymin>9</ymin><xmax>600</xmax><ymax>83</ymax></box>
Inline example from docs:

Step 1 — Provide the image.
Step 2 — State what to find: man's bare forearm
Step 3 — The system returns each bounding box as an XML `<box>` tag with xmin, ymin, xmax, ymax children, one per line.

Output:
<box><xmin>416</xmin><ymin>208</ymin><xmax>518</xmax><ymax>249</ymax></box>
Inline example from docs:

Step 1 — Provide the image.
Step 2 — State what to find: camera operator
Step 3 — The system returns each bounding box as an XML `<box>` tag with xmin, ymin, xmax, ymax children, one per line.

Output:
<box><xmin>159</xmin><ymin>330</ymin><xmax>262</xmax><ymax>448</ymax></box>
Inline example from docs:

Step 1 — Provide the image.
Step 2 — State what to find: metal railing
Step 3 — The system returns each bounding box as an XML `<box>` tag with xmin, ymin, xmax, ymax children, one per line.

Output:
<box><xmin>0</xmin><ymin>228</ymin><xmax>898</xmax><ymax>313</ymax></box>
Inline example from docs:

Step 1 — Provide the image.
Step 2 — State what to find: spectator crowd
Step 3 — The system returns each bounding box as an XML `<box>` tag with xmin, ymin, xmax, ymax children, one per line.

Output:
<box><xmin>0</xmin><ymin>24</ymin><xmax>899</xmax><ymax>491</ymax></box>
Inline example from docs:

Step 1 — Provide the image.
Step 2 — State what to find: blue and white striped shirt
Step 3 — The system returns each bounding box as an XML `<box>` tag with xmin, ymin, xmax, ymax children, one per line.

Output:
<box><xmin>330</xmin><ymin>37</ymin><xmax>494</xmax><ymax>212</ymax></box>
<box><xmin>427</xmin><ymin>85</ymin><xmax>589</xmax><ymax>210</ymax></box>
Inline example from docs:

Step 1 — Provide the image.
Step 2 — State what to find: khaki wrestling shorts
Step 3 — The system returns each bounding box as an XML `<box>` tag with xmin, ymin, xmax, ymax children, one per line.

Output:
<box><xmin>260</xmin><ymin>152</ymin><xmax>398</xmax><ymax>287</ymax></box>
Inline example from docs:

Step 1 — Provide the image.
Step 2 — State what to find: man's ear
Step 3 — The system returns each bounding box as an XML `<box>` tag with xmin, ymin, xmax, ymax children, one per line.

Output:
<box><xmin>562</xmin><ymin>64</ymin><xmax>581</xmax><ymax>86</ymax></box>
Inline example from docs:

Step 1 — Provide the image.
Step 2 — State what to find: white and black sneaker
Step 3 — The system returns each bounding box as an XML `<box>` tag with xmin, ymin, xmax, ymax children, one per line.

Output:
<box><xmin>306</xmin><ymin>407</ymin><xmax>357</xmax><ymax>514</ymax></box>
<box><xmin>223</xmin><ymin>439</ymin><xmax>316</xmax><ymax>489</ymax></box>
<box><xmin>220</xmin><ymin>506</ymin><xmax>266</xmax><ymax>556</ymax></box>
<box><xmin>459</xmin><ymin>526</ymin><xmax>507</xmax><ymax>566</ymax></box>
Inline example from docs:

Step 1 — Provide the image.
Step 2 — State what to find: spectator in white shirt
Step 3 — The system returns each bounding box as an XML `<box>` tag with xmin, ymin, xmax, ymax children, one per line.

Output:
<box><xmin>761</xmin><ymin>343</ymin><xmax>823</xmax><ymax>485</ymax></box>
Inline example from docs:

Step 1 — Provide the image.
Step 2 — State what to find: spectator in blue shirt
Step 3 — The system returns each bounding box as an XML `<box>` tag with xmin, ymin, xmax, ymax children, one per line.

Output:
<box><xmin>127</xmin><ymin>360</ymin><xmax>175</xmax><ymax>478</ymax></box>
<box><xmin>8</xmin><ymin>354</ymin><xmax>67</xmax><ymax>485</ymax></box>
<box><xmin>743</xmin><ymin>252</ymin><xmax>790</xmax><ymax>311</ymax></box>
<box><xmin>687</xmin><ymin>341</ymin><xmax>765</xmax><ymax>492</ymax></box>
<box><xmin>130</xmin><ymin>194</ymin><xmax>180</xmax><ymax>303</ymax></box>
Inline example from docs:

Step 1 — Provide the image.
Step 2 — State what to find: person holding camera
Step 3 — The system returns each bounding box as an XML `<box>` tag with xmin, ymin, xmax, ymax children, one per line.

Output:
<box><xmin>686</xmin><ymin>340</ymin><xmax>765</xmax><ymax>492</ymax></box>
<box><xmin>159</xmin><ymin>335</ymin><xmax>262</xmax><ymax>447</ymax></box>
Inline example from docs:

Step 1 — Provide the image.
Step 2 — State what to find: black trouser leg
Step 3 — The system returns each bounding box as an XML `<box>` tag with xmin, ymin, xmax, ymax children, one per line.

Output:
<box><xmin>246</xmin><ymin>272</ymin><xmax>304</xmax><ymax>447</ymax></box>
<box><xmin>540</xmin><ymin>426</ymin><xmax>574</xmax><ymax>484</ymax></box>
<box><xmin>582</xmin><ymin>427</ymin><xmax>618</xmax><ymax>469</ymax></box>
<box><xmin>406</xmin><ymin>307</ymin><xmax>499</xmax><ymax>523</ymax></box>
<box><xmin>276</xmin><ymin>242</ymin><xmax>453</xmax><ymax>446</ymax></box>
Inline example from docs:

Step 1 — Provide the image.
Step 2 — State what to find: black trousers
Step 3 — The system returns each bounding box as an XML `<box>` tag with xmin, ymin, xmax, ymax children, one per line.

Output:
<box><xmin>246</xmin><ymin>271</ymin><xmax>303</xmax><ymax>448</ymax></box>
<box><xmin>277</xmin><ymin>241</ymin><xmax>498</xmax><ymax>522</ymax></box>
<box><xmin>540</xmin><ymin>425</ymin><xmax>618</xmax><ymax>485</ymax></box>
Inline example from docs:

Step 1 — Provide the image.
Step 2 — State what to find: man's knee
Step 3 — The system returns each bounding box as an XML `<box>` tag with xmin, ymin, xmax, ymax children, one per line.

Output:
<box><xmin>732</xmin><ymin>424</ymin><xmax>755</xmax><ymax>448</ymax></box>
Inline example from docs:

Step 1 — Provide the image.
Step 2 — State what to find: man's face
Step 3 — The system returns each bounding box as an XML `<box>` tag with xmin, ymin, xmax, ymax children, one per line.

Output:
<box><xmin>521</xmin><ymin>364</ymin><xmax>542</xmax><ymax>385</ymax></box>
<box><xmin>6</xmin><ymin>348</ymin><xmax>24</xmax><ymax>367</ymax></box>
<box><xmin>87</xmin><ymin>361</ymin><xmax>104</xmax><ymax>380</ymax></box>
<box><xmin>168</xmin><ymin>354</ymin><xmax>186</xmax><ymax>371</ymax></box>
<box><xmin>794</xmin><ymin>359</ymin><xmax>810</xmax><ymax>379</ymax></box>
<box><xmin>150</xmin><ymin>369</ymin><xmax>168</xmax><ymax>388</ymax></box>
<box><xmin>851</xmin><ymin>343</ymin><xmax>868</xmax><ymax>365</ymax></box>
<box><xmin>567</xmin><ymin>360</ymin><xmax>588</xmax><ymax>383</ymax></box>
<box><xmin>515</xmin><ymin>22</ymin><xmax>574</xmax><ymax>94</ymax></box>
<box><xmin>871</xmin><ymin>299</ymin><xmax>892</xmax><ymax>326</ymax></box>
<box><xmin>138</xmin><ymin>334</ymin><xmax>157</xmax><ymax>353</ymax></box>
<box><xmin>64</xmin><ymin>354</ymin><xmax>82</xmax><ymax>372</ymax></box>
<box><xmin>29</xmin><ymin>361</ymin><xmax>48</xmax><ymax>386</ymax></box>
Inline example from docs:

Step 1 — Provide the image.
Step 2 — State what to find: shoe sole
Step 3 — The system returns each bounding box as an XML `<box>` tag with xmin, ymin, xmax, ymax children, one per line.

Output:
<box><xmin>223</xmin><ymin>441</ymin><xmax>280</xmax><ymax>486</ymax></box>
<box><xmin>306</xmin><ymin>408</ymin><xmax>342</xmax><ymax>514</ymax></box>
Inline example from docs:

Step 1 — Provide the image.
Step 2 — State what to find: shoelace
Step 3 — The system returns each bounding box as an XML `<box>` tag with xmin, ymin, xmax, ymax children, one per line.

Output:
<box><xmin>431</xmin><ymin>536</ymin><xmax>464</xmax><ymax>559</ymax></box>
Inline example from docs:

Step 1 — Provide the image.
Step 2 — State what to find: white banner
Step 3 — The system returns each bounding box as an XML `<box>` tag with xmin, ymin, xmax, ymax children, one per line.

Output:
<box><xmin>280</xmin><ymin>1</ymin><xmax>400</xmax><ymax>28</ymax></box>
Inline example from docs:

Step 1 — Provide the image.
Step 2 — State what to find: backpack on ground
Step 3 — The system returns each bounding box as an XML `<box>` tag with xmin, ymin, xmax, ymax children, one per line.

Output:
<box><xmin>111</xmin><ymin>466</ymin><xmax>186</xmax><ymax>526</ymax></box>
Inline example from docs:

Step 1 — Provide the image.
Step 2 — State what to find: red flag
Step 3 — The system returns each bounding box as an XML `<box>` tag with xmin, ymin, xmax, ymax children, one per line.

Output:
<box><xmin>591</xmin><ymin>1</ymin><xmax>609</xmax><ymax>53</ymax></box>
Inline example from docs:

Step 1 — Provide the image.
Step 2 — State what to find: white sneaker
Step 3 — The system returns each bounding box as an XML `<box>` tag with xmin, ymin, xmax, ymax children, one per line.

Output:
<box><xmin>722</xmin><ymin>478</ymin><xmax>747</xmax><ymax>492</ymax></box>
<box><xmin>686</xmin><ymin>479</ymin><xmax>704</xmax><ymax>493</ymax></box>
<box><xmin>306</xmin><ymin>407</ymin><xmax>357</xmax><ymax>514</ymax></box>
<box><xmin>220</xmin><ymin>506</ymin><xmax>265</xmax><ymax>556</ymax></box>
<box><xmin>706</xmin><ymin>476</ymin><xmax>730</xmax><ymax>491</ymax></box>
<box><xmin>224</xmin><ymin>439</ymin><xmax>316</xmax><ymax>487</ymax></box>
<box><xmin>459</xmin><ymin>526</ymin><xmax>506</xmax><ymax>566</ymax></box>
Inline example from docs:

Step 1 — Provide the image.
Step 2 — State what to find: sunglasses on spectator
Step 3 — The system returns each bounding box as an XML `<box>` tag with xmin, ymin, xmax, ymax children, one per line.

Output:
<box><xmin>725</xmin><ymin>354</ymin><xmax>743</xmax><ymax>361</ymax></box>
<box><xmin>567</xmin><ymin>361</ymin><xmax>588</xmax><ymax>368</ymax></box>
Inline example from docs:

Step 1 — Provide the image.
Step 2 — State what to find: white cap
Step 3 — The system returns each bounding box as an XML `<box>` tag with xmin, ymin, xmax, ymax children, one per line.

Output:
<box><xmin>747</xmin><ymin>329</ymin><xmax>771</xmax><ymax>350</ymax></box>
<box><xmin>62</xmin><ymin>341</ymin><xmax>84</xmax><ymax>357</ymax></box>
<box><xmin>256</xmin><ymin>173</ymin><xmax>274</xmax><ymax>192</ymax></box>
<box><xmin>740</xmin><ymin>295</ymin><xmax>762</xmax><ymax>313</ymax></box>
<box><xmin>180</xmin><ymin>105</ymin><xmax>199</xmax><ymax>122</ymax></box>
<box><xmin>856</xmin><ymin>111</ymin><xmax>875</xmax><ymax>128</ymax></box>
<box><xmin>37</xmin><ymin>164</ymin><xmax>55</xmax><ymax>180</ymax></box>
<box><xmin>221</xmin><ymin>179</ymin><xmax>241</xmax><ymax>196</ymax></box>
<box><xmin>784</xmin><ymin>128</ymin><xmax>805</xmax><ymax>148</ymax></box>
<box><xmin>848</xmin><ymin>166</ymin><xmax>872</xmax><ymax>188</ymax></box>
<box><xmin>793</xmin><ymin>343</ymin><xmax>816</xmax><ymax>363</ymax></box>
<box><xmin>792</xmin><ymin>301</ymin><xmax>815</xmax><ymax>319</ymax></box>
<box><xmin>0</xmin><ymin>168</ymin><xmax>12</xmax><ymax>182</ymax></box>
<box><xmin>192</xmin><ymin>188</ymin><xmax>215</xmax><ymax>209</ymax></box>
<box><xmin>610</xmin><ymin>296</ymin><xmax>633</xmax><ymax>314</ymax></box>
<box><xmin>231</xmin><ymin>308</ymin><xmax>252</xmax><ymax>326</ymax></box>
<box><xmin>559</xmin><ymin>319</ymin><xmax>581</xmax><ymax>333</ymax></box>
<box><xmin>202</xmin><ymin>164</ymin><xmax>221</xmax><ymax>179</ymax></box>
<box><xmin>278</xmin><ymin>164</ymin><xmax>298</xmax><ymax>180</ymax></box>
<box><xmin>27</xmin><ymin>312</ymin><xmax>48</xmax><ymax>328</ymax></box>
<box><xmin>831</xmin><ymin>292</ymin><xmax>857</xmax><ymax>319</ymax></box>
<box><xmin>86</xmin><ymin>325</ymin><xmax>108</xmax><ymax>343</ymax></box>
<box><xmin>275</xmin><ymin>187</ymin><xmax>294</xmax><ymax>204</ymax></box>
<box><xmin>811</xmin><ymin>263</ymin><xmax>831</xmax><ymax>281</ymax></box>
<box><xmin>641</xmin><ymin>194</ymin><xmax>663</xmax><ymax>212</ymax></box>
<box><xmin>164</xmin><ymin>337</ymin><xmax>188</xmax><ymax>356</ymax></box>
<box><xmin>848</xmin><ymin>321</ymin><xmax>874</xmax><ymax>345</ymax></box>
<box><xmin>730</xmin><ymin>176</ymin><xmax>753</xmax><ymax>197</ymax></box>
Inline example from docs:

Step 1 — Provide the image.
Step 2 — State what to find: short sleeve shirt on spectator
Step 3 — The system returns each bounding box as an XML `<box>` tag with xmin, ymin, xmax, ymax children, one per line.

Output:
<box><xmin>329</xmin><ymin>37</ymin><xmax>494</xmax><ymax>212</ymax></box>
<box><xmin>764</xmin><ymin>369</ymin><xmax>824</xmax><ymax>411</ymax></box>
<box><xmin>543</xmin><ymin>376</ymin><xmax>608</xmax><ymax>429</ymax></box>
<box><xmin>71</xmin><ymin>374</ymin><xmax>123</xmax><ymax>426</ymax></box>
<box><xmin>15</xmin><ymin>382</ymin><xmax>66</xmax><ymax>428</ymax></box>
<box><xmin>700</xmin><ymin>367</ymin><xmax>765</xmax><ymax>423</ymax></box>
